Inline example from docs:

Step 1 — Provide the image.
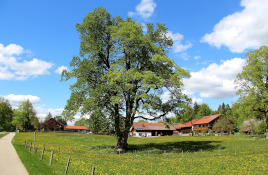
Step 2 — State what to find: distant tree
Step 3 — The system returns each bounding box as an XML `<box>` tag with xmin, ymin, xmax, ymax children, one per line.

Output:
<box><xmin>74</xmin><ymin>118</ymin><xmax>89</xmax><ymax>126</ymax></box>
<box><xmin>235</xmin><ymin>46</ymin><xmax>268</xmax><ymax>137</ymax></box>
<box><xmin>45</xmin><ymin>112</ymin><xmax>53</xmax><ymax>121</ymax></box>
<box><xmin>255</xmin><ymin>120</ymin><xmax>266</xmax><ymax>134</ymax></box>
<box><xmin>196</xmin><ymin>104</ymin><xmax>212</xmax><ymax>118</ymax></box>
<box><xmin>138</xmin><ymin>119</ymin><xmax>148</xmax><ymax>123</ymax></box>
<box><xmin>88</xmin><ymin>110</ymin><xmax>109</xmax><ymax>134</ymax></box>
<box><xmin>12</xmin><ymin>100</ymin><xmax>39</xmax><ymax>131</ymax></box>
<box><xmin>229</xmin><ymin>102</ymin><xmax>260</xmax><ymax>132</ymax></box>
<box><xmin>242</xmin><ymin>118</ymin><xmax>260</xmax><ymax>134</ymax></box>
<box><xmin>193</xmin><ymin>102</ymin><xmax>199</xmax><ymax>117</ymax></box>
<box><xmin>55</xmin><ymin>115</ymin><xmax>67</xmax><ymax>125</ymax></box>
<box><xmin>0</xmin><ymin>97</ymin><xmax>14</xmax><ymax>131</ymax></box>
<box><xmin>212</xmin><ymin>116</ymin><xmax>233</xmax><ymax>135</ymax></box>
<box><xmin>176</xmin><ymin>104</ymin><xmax>194</xmax><ymax>123</ymax></box>
<box><xmin>61</xmin><ymin>7</ymin><xmax>190</xmax><ymax>150</ymax></box>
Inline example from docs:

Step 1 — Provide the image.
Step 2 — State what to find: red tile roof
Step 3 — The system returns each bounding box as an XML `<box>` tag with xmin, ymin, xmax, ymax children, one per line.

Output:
<box><xmin>193</xmin><ymin>114</ymin><xmax>221</xmax><ymax>125</ymax></box>
<box><xmin>180</xmin><ymin>119</ymin><xmax>198</xmax><ymax>128</ymax></box>
<box><xmin>132</xmin><ymin>122</ymin><xmax>175</xmax><ymax>131</ymax></box>
<box><xmin>173</xmin><ymin>123</ymin><xmax>183</xmax><ymax>129</ymax></box>
<box><xmin>65</xmin><ymin>126</ymin><xmax>89</xmax><ymax>130</ymax></box>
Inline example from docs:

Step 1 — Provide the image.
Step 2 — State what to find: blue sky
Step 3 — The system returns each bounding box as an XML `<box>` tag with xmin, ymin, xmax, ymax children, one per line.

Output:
<box><xmin>1</xmin><ymin>0</ymin><xmax>268</xmax><ymax>124</ymax></box>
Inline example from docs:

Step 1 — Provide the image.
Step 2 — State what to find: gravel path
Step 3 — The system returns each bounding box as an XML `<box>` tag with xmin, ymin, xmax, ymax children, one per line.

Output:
<box><xmin>0</xmin><ymin>133</ymin><xmax>29</xmax><ymax>175</ymax></box>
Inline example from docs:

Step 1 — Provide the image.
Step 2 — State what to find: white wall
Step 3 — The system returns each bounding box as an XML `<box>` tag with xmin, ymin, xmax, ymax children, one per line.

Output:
<box><xmin>132</xmin><ymin>132</ymin><xmax>152</xmax><ymax>137</ymax></box>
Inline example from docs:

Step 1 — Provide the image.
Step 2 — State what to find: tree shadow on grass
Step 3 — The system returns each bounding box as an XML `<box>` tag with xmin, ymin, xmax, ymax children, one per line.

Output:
<box><xmin>127</xmin><ymin>141</ymin><xmax>223</xmax><ymax>153</ymax></box>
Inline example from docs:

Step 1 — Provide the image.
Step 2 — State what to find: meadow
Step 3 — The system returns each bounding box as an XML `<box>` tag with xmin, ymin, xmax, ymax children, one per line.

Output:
<box><xmin>12</xmin><ymin>133</ymin><xmax>268</xmax><ymax>175</ymax></box>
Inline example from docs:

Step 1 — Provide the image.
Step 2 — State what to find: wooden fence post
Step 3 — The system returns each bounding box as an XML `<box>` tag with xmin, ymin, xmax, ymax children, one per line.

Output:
<box><xmin>32</xmin><ymin>131</ymin><xmax>36</xmax><ymax>155</ymax></box>
<box><xmin>219</xmin><ymin>148</ymin><xmax>221</xmax><ymax>156</ymax></box>
<box><xmin>148</xmin><ymin>151</ymin><xmax>149</xmax><ymax>158</ymax></box>
<box><xmin>182</xmin><ymin>150</ymin><xmax>183</xmax><ymax>158</ymax></box>
<box><xmin>252</xmin><ymin>146</ymin><xmax>254</xmax><ymax>154</ymax></box>
<box><xmin>235</xmin><ymin>148</ymin><xmax>236</xmax><ymax>155</ymax></box>
<box><xmin>35</xmin><ymin>147</ymin><xmax>38</xmax><ymax>155</ymax></box>
<box><xmin>49</xmin><ymin>151</ymin><xmax>54</xmax><ymax>166</ymax></box>
<box><xmin>25</xmin><ymin>139</ymin><xmax>28</xmax><ymax>149</ymax></box>
<box><xmin>135</xmin><ymin>150</ymin><xmax>137</xmax><ymax>157</ymax></box>
<box><xmin>164</xmin><ymin>150</ymin><xmax>166</xmax><ymax>158</ymax></box>
<box><xmin>29</xmin><ymin>142</ymin><xmax>32</xmax><ymax>152</ymax></box>
<box><xmin>40</xmin><ymin>145</ymin><xmax>45</xmax><ymax>161</ymax></box>
<box><xmin>92</xmin><ymin>166</ymin><xmax>95</xmax><ymax>175</ymax></box>
<box><xmin>64</xmin><ymin>156</ymin><xmax>71</xmax><ymax>175</ymax></box>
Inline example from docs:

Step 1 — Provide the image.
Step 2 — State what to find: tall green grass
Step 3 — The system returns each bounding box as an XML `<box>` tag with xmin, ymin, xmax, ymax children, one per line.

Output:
<box><xmin>13</xmin><ymin>133</ymin><xmax>268</xmax><ymax>174</ymax></box>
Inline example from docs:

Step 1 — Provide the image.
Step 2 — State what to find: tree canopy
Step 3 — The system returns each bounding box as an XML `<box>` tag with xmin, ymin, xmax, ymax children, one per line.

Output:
<box><xmin>62</xmin><ymin>7</ymin><xmax>190</xmax><ymax>150</ymax></box>
<box><xmin>12</xmin><ymin>100</ymin><xmax>39</xmax><ymax>131</ymax></box>
<box><xmin>235</xmin><ymin>46</ymin><xmax>268</xmax><ymax>136</ymax></box>
<box><xmin>0</xmin><ymin>97</ymin><xmax>14</xmax><ymax>131</ymax></box>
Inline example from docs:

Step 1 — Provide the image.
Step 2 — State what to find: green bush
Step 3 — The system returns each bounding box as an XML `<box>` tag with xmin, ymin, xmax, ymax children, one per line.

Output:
<box><xmin>255</xmin><ymin>120</ymin><xmax>266</xmax><ymax>134</ymax></box>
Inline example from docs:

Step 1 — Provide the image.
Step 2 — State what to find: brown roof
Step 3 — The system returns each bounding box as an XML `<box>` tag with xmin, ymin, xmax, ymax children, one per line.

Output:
<box><xmin>173</xmin><ymin>123</ymin><xmax>183</xmax><ymax>129</ymax></box>
<box><xmin>180</xmin><ymin>119</ymin><xmax>199</xmax><ymax>128</ymax></box>
<box><xmin>193</xmin><ymin>114</ymin><xmax>221</xmax><ymax>125</ymax></box>
<box><xmin>65</xmin><ymin>126</ymin><xmax>89</xmax><ymax>130</ymax></box>
<box><xmin>132</xmin><ymin>122</ymin><xmax>175</xmax><ymax>131</ymax></box>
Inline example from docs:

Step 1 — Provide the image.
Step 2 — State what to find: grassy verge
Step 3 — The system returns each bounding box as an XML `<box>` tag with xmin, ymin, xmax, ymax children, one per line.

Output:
<box><xmin>13</xmin><ymin>133</ymin><xmax>268</xmax><ymax>174</ymax></box>
<box><xmin>0</xmin><ymin>133</ymin><xmax>8</xmax><ymax>139</ymax></box>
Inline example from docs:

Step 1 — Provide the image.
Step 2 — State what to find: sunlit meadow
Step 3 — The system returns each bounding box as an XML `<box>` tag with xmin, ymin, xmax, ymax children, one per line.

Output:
<box><xmin>12</xmin><ymin>133</ymin><xmax>268</xmax><ymax>174</ymax></box>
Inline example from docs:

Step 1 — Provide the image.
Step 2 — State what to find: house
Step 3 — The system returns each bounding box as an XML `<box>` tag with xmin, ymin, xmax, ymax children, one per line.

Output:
<box><xmin>129</xmin><ymin>122</ymin><xmax>176</xmax><ymax>137</ymax></box>
<box><xmin>177</xmin><ymin>119</ymin><xmax>198</xmax><ymax>134</ymax></box>
<box><xmin>65</xmin><ymin>126</ymin><xmax>89</xmax><ymax>134</ymax></box>
<box><xmin>41</xmin><ymin>118</ymin><xmax>65</xmax><ymax>131</ymax></box>
<box><xmin>192</xmin><ymin>114</ymin><xmax>222</xmax><ymax>133</ymax></box>
<box><xmin>173</xmin><ymin>123</ymin><xmax>182</xmax><ymax>135</ymax></box>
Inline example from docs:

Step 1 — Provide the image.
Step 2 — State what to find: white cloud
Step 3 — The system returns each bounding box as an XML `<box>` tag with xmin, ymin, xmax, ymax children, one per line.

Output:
<box><xmin>167</xmin><ymin>31</ymin><xmax>192</xmax><ymax>53</ymax></box>
<box><xmin>0</xmin><ymin>43</ymin><xmax>53</xmax><ymax>80</ymax></box>
<box><xmin>161</xmin><ymin>91</ymin><xmax>170</xmax><ymax>103</ymax></box>
<box><xmin>192</xmin><ymin>97</ymin><xmax>203</xmax><ymax>104</ymax></box>
<box><xmin>194</xmin><ymin>56</ymin><xmax>200</xmax><ymax>60</ymax></box>
<box><xmin>183</xmin><ymin>58</ymin><xmax>246</xmax><ymax>99</ymax></box>
<box><xmin>201</xmin><ymin>0</ymin><xmax>268</xmax><ymax>53</ymax></box>
<box><xmin>0</xmin><ymin>44</ymin><xmax>23</xmax><ymax>56</ymax></box>
<box><xmin>4</xmin><ymin>94</ymin><xmax>40</xmax><ymax>106</ymax></box>
<box><xmin>35</xmin><ymin>106</ymin><xmax>64</xmax><ymax>120</ymax></box>
<box><xmin>128</xmin><ymin>0</ymin><xmax>157</xmax><ymax>20</ymax></box>
<box><xmin>55</xmin><ymin>65</ymin><xmax>68</xmax><ymax>75</ymax></box>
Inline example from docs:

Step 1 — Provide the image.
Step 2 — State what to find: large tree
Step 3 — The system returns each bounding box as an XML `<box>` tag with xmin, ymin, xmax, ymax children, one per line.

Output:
<box><xmin>0</xmin><ymin>97</ymin><xmax>14</xmax><ymax>131</ymax></box>
<box><xmin>62</xmin><ymin>7</ymin><xmax>189</xmax><ymax>150</ymax></box>
<box><xmin>235</xmin><ymin>46</ymin><xmax>268</xmax><ymax>137</ymax></box>
<box><xmin>12</xmin><ymin>100</ymin><xmax>39</xmax><ymax>131</ymax></box>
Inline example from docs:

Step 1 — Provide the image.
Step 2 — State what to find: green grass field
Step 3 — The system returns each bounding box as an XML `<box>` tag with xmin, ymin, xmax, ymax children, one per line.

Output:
<box><xmin>12</xmin><ymin>133</ymin><xmax>268</xmax><ymax>175</ymax></box>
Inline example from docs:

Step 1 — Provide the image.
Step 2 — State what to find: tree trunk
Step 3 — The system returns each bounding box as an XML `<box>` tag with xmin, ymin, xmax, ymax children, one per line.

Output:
<box><xmin>115</xmin><ymin>132</ymin><xmax>128</xmax><ymax>151</ymax></box>
<box><xmin>265</xmin><ymin>117</ymin><xmax>268</xmax><ymax>138</ymax></box>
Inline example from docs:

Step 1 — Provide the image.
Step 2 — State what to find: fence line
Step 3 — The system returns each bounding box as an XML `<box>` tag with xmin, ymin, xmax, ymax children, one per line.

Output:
<box><xmin>23</xmin><ymin>139</ymin><xmax>263</xmax><ymax>174</ymax></box>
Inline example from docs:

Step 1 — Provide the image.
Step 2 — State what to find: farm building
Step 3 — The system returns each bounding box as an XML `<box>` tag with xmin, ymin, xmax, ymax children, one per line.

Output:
<box><xmin>129</xmin><ymin>122</ymin><xmax>176</xmax><ymax>137</ymax></box>
<box><xmin>192</xmin><ymin>114</ymin><xmax>222</xmax><ymax>133</ymax></box>
<box><xmin>40</xmin><ymin>118</ymin><xmax>65</xmax><ymax>131</ymax></box>
<box><xmin>174</xmin><ymin>114</ymin><xmax>223</xmax><ymax>135</ymax></box>
<box><xmin>176</xmin><ymin>119</ymin><xmax>198</xmax><ymax>134</ymax></box>
<box><xmin>65</xmin><ymin>126</ymin><xmax>89</xmax><ymax>133</ymax></box>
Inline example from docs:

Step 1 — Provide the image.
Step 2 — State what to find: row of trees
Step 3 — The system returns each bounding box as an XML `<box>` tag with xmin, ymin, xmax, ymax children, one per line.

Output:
<box><xmin>74</xmin><ymin>110</ymin><xmax>109</xmax><ymax>133</ymax></box>
<box><xmin>0</xmin><ymin>98</ymin><xmax>67</xmax><ymax>132</ymax></box>
<box><xmin>0</xmin><ymin>98</ymin><xmax>38</xmax><ymax>131</ymax></box>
